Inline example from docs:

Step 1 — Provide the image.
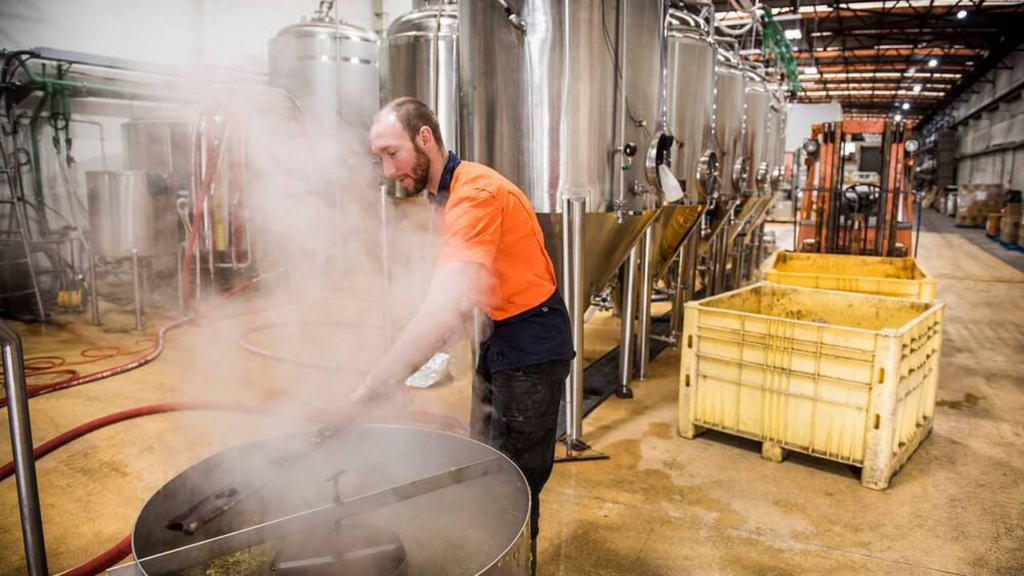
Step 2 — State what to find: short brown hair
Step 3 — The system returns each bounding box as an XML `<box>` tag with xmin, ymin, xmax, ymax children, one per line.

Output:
<box><xmin>383</xmin><ymin>97</ymin><xmax>445</xmax><ymax>151</ymax></box>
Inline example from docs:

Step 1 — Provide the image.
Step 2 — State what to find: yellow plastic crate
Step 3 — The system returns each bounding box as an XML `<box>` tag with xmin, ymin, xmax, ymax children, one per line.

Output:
<box><xmin>764</xmin><ymin>252</ymin><xmax>937</xmax><ymax>301</ymax></box>
<box><xmin>678</xmin><ymin>283</ymin><xmax>945</xmax><ymax>490</ymax></box>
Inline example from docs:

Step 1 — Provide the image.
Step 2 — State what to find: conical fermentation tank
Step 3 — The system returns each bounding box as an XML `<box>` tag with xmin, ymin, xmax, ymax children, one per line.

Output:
<box><xmin>269</xmin><ymin>15</ymin><xmax>380</xmax><ymax>136</ymax></box>
<box><xmin>713</xmin><ymin>42</ymin><xmax>748</xmax><ymax>201</ymax></box>
<box><xmin>459</xmin><ymin>0</ymin><xmax>671</xmax><ymax>298</ymax></box>
<box><xmin>666</xmin><ymin>4</ymin><xmax>718</xmax><ymax>204</ymax></box>
<box><xmin>646</xmin><ymin>2</ymin><xmax>719</xmax><ymax>283</ymax></box>
<box><xmin>765</xmin><ymin>83</ymin><xmax>788</xmax><ymax>192</ymax></box>
<box><xmin>743</xmin><ymin>66</ymin><xmax>772</xmax><ymax>195</ymax></box>
<box><xmin>382</xmin><ymin>0</ymin><xmax>459</xmax><ymax>198</ymax></box>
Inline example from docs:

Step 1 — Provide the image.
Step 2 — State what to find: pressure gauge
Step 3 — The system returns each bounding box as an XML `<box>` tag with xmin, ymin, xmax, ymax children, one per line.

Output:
<box><xmin>802</xmin><ymin>138</ymin><xmax>820</xmax><ymax>157</ymax></box>
<box><xmin>904</xmin><ymin>138</ymin><xmax>921</xmax><ymax>154</ymax></box>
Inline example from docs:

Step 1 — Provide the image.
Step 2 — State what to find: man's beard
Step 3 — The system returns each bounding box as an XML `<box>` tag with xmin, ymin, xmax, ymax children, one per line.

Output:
<box><xmin>408</xmin><ymin>143</ymin><xmax>431</xmax><ymax>195</ymax></box>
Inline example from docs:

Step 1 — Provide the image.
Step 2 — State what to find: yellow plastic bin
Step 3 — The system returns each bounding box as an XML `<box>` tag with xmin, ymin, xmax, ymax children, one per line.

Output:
<box><xmin>765</xmin><ymin>252</ymin><xmax>937</xmax><ymax>301</ymax></box>
<box><xmin>678</xmin><ymin>283</ymin><xmax>945</xmax><ymax>490</ymax></box>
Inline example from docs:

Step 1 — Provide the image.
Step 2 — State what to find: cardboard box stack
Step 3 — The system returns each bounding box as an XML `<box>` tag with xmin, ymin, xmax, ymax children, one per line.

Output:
<box><xmin>957</xmin><ymin>184</ymin><xmax>1005</xmax><ymax>227</ymax></box>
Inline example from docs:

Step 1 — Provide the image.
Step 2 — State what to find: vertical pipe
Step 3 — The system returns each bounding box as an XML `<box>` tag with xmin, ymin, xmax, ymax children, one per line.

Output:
<box><xmin>563</xmin><ymin>196</ymin><xmax>587</xmax><ymax>452</ymax></box>
<box><xmin>131</xmin><ymin>249</ymin><xmax>144</xmax><ymax>331</ymax></box>
<box><xmin>1</xmin><ymin>321</ymin><xmax>49</xmax><ymax>576</ymax></box>
<box><xmin>671</xmin><ymin>229</ymin><xmax>698</xmax><ymax>340</ymax></box>
<box><xmin>753</xmin><ymin>222</ymin><xmax>765</xmax><ymax>275</ymax></box>
<box><xmin>618</xmin><ymin>244</ymin><xmax>639</xmax><ymax>396</ymax></box>
<box><xmin>708</xmin><ymin>234</ymin><xmax>720</xmax><ymax>296</ymax></box>
<box><xmin>379</xmin><ymin>184</ymin><xmax>394</xmax><ymax>346</ymax></box>
<box><xmin>89</xmin><ymin>253</ymin><xmax>101</xmax><ymax>325</ymax></box>
<box><xmin>636</xmin><ymin>225</ymin><xmax>654</xmax><ymax>380</ymax></box>
<box><xmin>177</xmin><ymin>243</ymin><xmax>186</xmax><ymax>318</ymax></box>
<box><xmin>732</xmin><ymin>230</ymin><xmax>746</xmax><ymax>290</ymax></box>
<box><xmin>716</xmin><ymin>224</ymin><xmax>730</xmax><ymax>293</ymax></box>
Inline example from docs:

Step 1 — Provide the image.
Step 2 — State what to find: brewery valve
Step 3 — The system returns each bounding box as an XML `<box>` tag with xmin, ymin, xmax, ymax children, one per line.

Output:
<box><xmin>619</xmin><ymin>142</ymin><xmax>638</xmax><ymax>170</ymax></box>
<box><xmin>494</xmin><ymin>0</ymin><xmax>526</xmax><ymax>32</ymax></box>
<box><xmin>314</xmin><ymin>0</ymin><xmax>335</xmax><ymax>20</ymax></box>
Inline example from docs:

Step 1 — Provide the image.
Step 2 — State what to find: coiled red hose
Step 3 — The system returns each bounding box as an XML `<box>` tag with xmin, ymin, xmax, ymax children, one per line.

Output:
<box><xmin>0</xmin><ymin>318</ymin><xmax>192</xmax><ymax>410</ymax></box>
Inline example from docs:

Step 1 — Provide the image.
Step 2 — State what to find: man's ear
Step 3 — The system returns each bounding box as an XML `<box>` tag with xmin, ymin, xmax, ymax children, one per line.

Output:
<box><xmin>418</xmin><ymin>126</ymin><xmax>434</xmax><ymax>151</ymax></box>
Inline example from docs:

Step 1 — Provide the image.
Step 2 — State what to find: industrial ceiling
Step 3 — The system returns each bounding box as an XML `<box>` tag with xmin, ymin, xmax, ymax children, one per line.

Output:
<box><xmin>715</xmin><ymin>0</ymin><xmax>1024</xmax><ymax>125</ymax></box>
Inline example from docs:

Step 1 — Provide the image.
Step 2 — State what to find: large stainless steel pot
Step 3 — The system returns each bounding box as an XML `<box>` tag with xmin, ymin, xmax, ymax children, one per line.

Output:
<box><xmin>125</xmin><ymin>425</ymin><xmax>530</xmax><ymax>575</ymax></box>
<box><xmin>86</xmin><ymin>171</ymin><xmax>178</xmax><ymax>258</ymax></box>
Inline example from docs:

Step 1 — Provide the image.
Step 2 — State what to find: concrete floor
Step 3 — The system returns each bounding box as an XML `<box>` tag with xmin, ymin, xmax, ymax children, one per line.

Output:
<box><xmin>2</xmin><ymin>209</ymin><xmax>1023</xmax><ymax>575</ymax></box>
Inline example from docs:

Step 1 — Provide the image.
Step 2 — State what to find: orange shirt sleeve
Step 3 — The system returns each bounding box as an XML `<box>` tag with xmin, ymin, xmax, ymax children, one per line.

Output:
<box><xmin>437</xmin><ymin>188</ymin><xmax>502</xmax><ymax>270</ymax></box>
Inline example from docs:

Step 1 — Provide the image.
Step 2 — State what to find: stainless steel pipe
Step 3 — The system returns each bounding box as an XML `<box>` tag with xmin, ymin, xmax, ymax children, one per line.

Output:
<box><xmin>617</xmin><ymin>243</ymin><xmax>639</xmax><ymax>397</ymax></box>
<box><xmin>562</xmin><ymin>195</ymin><xmax>587</xmax><ymax>454</ymax></box>
<box><xmin>89</xmin><ymin>253</ymin><xmax>101</xmax><ymax>326</ymax></box>
<box><xmin>671</xmin><ymin>231</ymin><xmax>699</xmax><ymax>341</ymax></box>
<box><xmin>732</xmin><ymin>231</ymin><xmax>747</xmax><ymax>290</ymax></box>
<box><xmin>636</xmin><ymin>225</ymin><xmax>654</xmax><ymax>380</ymax></box>
<box><xmin>1</xmin><ymin>321</ymin><xmax>49</xmax><ymax>576</ymax></box>
<box><xmin>132</xmin><ymin>249</ymin><xmax>144</xmax><ymax>331</ymax></box>
<box><xmin>176</xmin><ymin>243</ymin><xmax>186</xmax><ymax>318</ymax></box>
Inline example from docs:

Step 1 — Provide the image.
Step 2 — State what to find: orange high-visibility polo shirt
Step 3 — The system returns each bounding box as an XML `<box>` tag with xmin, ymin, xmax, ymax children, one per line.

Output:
<box><xmin>436</xmin><ymin>161</ymin><xmax>557</xmax><ymax>321</ymax></box>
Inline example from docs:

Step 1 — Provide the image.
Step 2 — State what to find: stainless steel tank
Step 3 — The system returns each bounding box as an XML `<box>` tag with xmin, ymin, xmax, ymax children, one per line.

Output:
<box><xmin>269</xmin><ymin>15</ymin><xmax>380</xmax><ymax>133</ymax></box>
<box><xmin>383</xmin><ymin>0</ymin><xmax>459</xmax><ymax>197</ymax></box>
<box><xmin>666</xmin><ymin>6</ymin><xmax>717</xmax><ymax>203</ymax></box>
<box><xmin>765</xmin><ymin>82</ymin><xmax>785</xmax><ymax>192</ymax></box>
<box><xmin>766</xmin><ymin>83</ymin><xmax>788</xmax><ymax>191</ymax></box>
<box><xmin>713</xmin><ymin>42</ymin><xmax>748</xmax><ymax>200</ymax></box>
<box><xmin>459</xmin><ymin>0</ymin><xmax>670</xmax><ymax>296</ymax></box>
<box><xmin>127</xmin><ymin>425</ymin><xmax>530</xmax><ymax>575</ymax></box>
<box><xmin>743</xmin><ymin>65</ymin><xmax>771</xmax><ymax>195</ymax></box>
<box><xmin>122</xmin><ymin>120</ymin><xmax>193</xmax><ymax>194</ymax></box>
<box><xmin>86</xmin><ymin>171</ymin><xmax>178</xmax><ymax>258</ymax></box>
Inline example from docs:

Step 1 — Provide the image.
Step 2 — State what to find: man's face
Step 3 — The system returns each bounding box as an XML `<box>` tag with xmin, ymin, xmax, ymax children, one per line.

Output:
<box><xmin>370</xmin><ymin>112</ymin><xmax>432</xmax><ymax>194</ymax></box>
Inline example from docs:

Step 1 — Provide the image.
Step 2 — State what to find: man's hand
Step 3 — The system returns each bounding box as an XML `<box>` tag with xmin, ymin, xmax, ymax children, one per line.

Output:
<box><xmin>350</xmin><ymin>377</ymin><xmax>411</xmax><ymax>407</ymax></box>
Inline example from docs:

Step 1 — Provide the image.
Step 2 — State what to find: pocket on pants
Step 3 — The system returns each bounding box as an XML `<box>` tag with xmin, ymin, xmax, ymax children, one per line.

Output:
<box><xmin>491</xmin><ymin>365</ymin><xmax>561</xmax><ymax>432</ymax></box>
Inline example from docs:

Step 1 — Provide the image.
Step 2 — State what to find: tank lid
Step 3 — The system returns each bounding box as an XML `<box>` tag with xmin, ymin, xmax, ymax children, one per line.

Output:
<box><xmin>388</xmin><ymin>4</ymin><xmax>459</xmax><ymax>36</ymax></box>
<box><xmin>667</xmin><ymin>6</ymin><xmax>713</xmax><ymax>39</ymax></box>
<box><xmin>275</xmin><ymin>17</ymin><xmax>379</xmax><ymax>42</ymax></box>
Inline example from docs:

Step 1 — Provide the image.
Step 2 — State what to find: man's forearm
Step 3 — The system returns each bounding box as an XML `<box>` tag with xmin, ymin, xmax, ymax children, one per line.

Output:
<box><xmin>366</xmin><ymin>302</ymin><xmax>463</xmax><ymax>390</ymax></box>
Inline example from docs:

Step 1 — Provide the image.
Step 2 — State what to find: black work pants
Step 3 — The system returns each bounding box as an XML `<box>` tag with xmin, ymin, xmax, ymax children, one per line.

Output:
<box><xmin>470</xmin><ymin>359</ymin><xmax>568</xmax><ymax>544</ymax></box>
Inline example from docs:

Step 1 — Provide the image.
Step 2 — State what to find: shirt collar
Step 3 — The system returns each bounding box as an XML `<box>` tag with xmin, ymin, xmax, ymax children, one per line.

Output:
<box><xmin>429</xmin><ymin>151</ymin><xmax>461</xmax><ymax>209</ymax></box>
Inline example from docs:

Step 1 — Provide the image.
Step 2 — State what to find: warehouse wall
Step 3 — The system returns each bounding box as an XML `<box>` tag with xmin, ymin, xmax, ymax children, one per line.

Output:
<box><xmin>785</xmin><ymin>102</ymin><xmax>843</xmax><ymax>152</ymax></box>
<box><xmin>937</xmin><ymin>50</ymin><xmax>1024</xmax><ymax>190</ymax></box>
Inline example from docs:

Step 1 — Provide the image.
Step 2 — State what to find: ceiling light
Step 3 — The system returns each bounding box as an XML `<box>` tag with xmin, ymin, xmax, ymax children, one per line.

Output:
<box><xmin>957</xmin><ymin>9</ymin><xmax>968</xmax><ymax>19</ymax></box>
<box><xmin>902</xmin><ymin>102</ymin><xmax>910</xmax><ymax>110</ymax></box>
<box><xmin>784</xmin><ymin>28</ymin><xmax>803</xmax><ymax>40</ymax></box>
<box><xmin>895</xmin><ymin>114</ymin><xmax>903</xmax><ymax>121</ymax></box>
<box><xmin>928</xmin><ymin>58</ymin><xmax>939</xmax><ymax>68</ymax></box>
<box><xmin>913</xmin><ymin>84</ymin><xmax>923</xmax><ymax>93</ymax></box>
<box><xmin>907</xmin><ymin>67</ymin><xmax>917</xmax><ymax>75</ymax></box>
<box><xmin>803</xmin><ymin>66</ymin><xmax>819</xmax><ymax>75</ymax></box>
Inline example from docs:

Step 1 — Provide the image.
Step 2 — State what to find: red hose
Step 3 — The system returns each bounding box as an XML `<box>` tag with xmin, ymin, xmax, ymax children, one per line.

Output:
<box><xmin>0</xmin><ymin>318</ymin><xmax>192</xmax><ymax>410</ymax></box>
<box><xmin>54</xmin><ymin>535</ymin><xmax>130</xmax><ymax>576</ymax></box>
<box><xmin>0</xmin><ymin>401</ymin><xmax>263</xmax><ymax>482</ymax></box>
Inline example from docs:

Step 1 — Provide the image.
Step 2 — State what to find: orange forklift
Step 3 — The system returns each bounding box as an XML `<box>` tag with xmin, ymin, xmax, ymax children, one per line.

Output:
<box><xmin>797</xmin><ymin>120</ymin><xmax>919</xmax><ymax>256</ymax></box>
